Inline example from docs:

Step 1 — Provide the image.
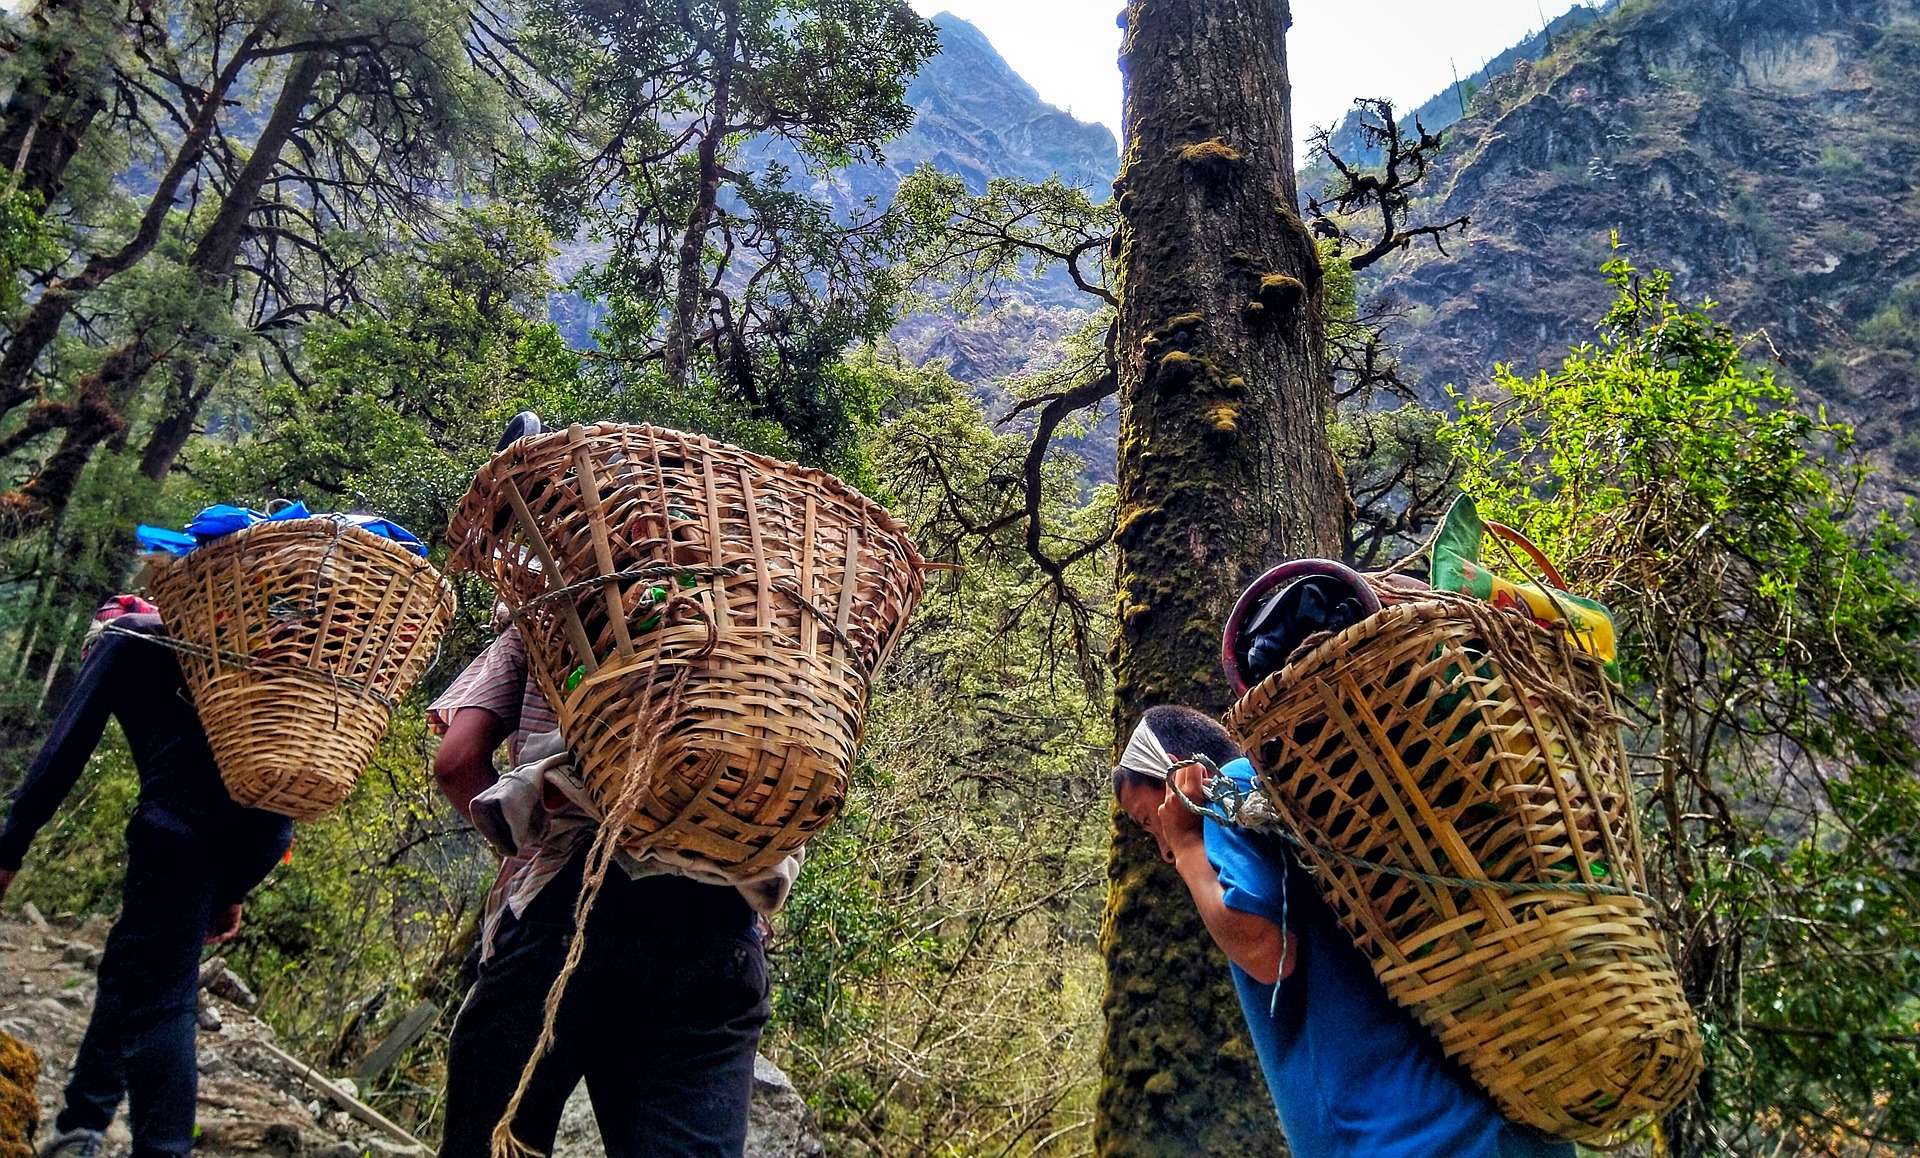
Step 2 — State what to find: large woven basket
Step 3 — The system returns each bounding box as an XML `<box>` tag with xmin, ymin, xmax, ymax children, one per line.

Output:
<box><xmin>1221</xmin><ymin>589</ymin><xmax>1702</xmax><ymax>1143</ymax></box>
<box><xmin>147</xmin><ymin>519</ymin><xmax>457</xmax><ymax>821</ymax></box>
<box><xmin>446</xmin><ymin>423</ymin><xmax>926</xmax><ymax>875</ymax></box>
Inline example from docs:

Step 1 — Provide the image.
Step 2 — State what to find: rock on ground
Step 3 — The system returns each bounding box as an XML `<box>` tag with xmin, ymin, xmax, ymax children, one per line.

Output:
<box><xmin>0</xmin><ymin>913</ymin><xmax>388</xmax><ymax>1158</ymax></box>
<box><xmin>2</xmin><ymin>913</ymin><xmax>823</xmax><ymax>1158</ymax></box>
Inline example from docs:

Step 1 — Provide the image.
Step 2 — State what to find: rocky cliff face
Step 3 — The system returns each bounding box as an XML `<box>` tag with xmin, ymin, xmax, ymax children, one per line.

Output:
<box><xmin>1369</xmin><ymin>0</ymin><xmax>1920</xmax><ymax>469</ymax></box>
<box><xmin>768</xmin><ymin>12</ymin><xmax>1118</xmax><ymax>215</ymax></box>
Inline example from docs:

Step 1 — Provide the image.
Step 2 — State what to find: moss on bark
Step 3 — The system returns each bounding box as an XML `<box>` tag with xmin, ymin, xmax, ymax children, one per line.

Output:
<box><xmin>0</xmin><ymin>1032</ymin><xmax>40</xmax><ymax>1158</ymax></box>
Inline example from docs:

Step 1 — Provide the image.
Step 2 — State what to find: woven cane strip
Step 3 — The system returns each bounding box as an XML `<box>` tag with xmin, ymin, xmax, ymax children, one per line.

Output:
<box><xmin>447</xmin><ymin>423</ymin><xmax>925</xmax><ymax>872</ymax></box>
<box><xmin>146</xmin><ymin>519</ymin><xmax>457</xmax><ymax>822</ymax></box>
<box><xmin>1222</xmin><ymin>595</ymin><xmax>1703</xmax><ymax>1144</ymax></box>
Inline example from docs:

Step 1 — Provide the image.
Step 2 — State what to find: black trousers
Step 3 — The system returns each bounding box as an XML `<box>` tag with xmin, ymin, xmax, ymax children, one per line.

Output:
<box><xmin>57</xmin><ymin>804</ymin><xmax>290</xmax><ymax>1158</ymax></box>
<box><xmin>439</xmin><ymin>856</ymin><xmax>769</xmax><ymax>1158</ymax></box>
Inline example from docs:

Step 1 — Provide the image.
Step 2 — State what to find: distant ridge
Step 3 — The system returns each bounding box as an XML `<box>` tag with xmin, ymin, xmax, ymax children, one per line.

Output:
<box><xmin>812</xmin><ymin>13</ymin><xmax>1120</xmax><ymax>210</ymax></box>
<box><xmin>1316</xmin><ymin>3</ymin><xmax>1609</xmax><ymax>167</ymax></box>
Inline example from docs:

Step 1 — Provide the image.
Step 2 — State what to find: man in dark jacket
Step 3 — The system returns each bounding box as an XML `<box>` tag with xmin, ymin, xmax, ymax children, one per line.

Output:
<box><xmin>0</xmin><ymin>604</ymin><xmax>294</xmax><ymax>1158</ymax></box>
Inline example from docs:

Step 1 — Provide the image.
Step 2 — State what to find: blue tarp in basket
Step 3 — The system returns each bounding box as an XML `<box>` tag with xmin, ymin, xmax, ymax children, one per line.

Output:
<box><xmin>137</xmin><ymin>503</ymin><xmax>428</xmax><ymax>558</ymax></box>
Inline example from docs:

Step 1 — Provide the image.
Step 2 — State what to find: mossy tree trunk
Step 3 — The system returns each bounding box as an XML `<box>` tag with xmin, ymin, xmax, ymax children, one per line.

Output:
<box><xmin>1097</xmin><ymin>1</ymin><xmax>1348</xmax><ymax>1155</ymax></box>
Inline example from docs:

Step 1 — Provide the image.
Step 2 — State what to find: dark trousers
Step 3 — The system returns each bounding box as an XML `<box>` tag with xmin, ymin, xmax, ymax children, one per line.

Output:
<box><xmin>57</xmin><ymin>807</ymin><xmax>257</xmax><ymax>1158</ymax></box>
<box><xmin>440</xmin><ymin>857</ymin><xmax>769</xmax><ymax>1158</ymax></box>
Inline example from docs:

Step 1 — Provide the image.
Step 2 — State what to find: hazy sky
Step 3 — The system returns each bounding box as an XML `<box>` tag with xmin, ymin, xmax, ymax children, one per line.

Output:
<box><xmin>908</xmin><ymin>1</ymin><xmax>1593</xmax><ymax>154</ymax></box>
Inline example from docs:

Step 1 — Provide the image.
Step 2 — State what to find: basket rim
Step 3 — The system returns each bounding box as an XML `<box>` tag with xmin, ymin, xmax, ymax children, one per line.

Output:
<box><xmin>443</xmin><ymin>421</ymin><xmax>925</xmax><ymax>574</ymax></box>
<box><xmin>145</xmin><ymin>517</ymin><xmax>452</xmax><ymax>589</ymax></box>
<box><xmin>1225</xmin><ymin>592</ymin><xmax>1607</xmax><ymax>721</ymax></box>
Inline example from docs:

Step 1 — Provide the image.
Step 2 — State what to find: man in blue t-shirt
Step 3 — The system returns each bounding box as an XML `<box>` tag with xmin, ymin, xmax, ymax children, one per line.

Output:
<box><xmin>1113</xmin><ymin>705</ymin><xmax>1574</xmax><ymax>1158</ymax></box>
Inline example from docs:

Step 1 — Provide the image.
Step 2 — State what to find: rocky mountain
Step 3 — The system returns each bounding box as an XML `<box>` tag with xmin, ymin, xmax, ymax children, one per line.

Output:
<box><xmin>1363</xmin><ymin>0</ymin><xmax>1920</xmax><ymax>472</ymax></box>
<box><xmin>846</xmin><ymin>12</ymin><xmax>1119</xmax><ymax>200</ymax></box>
<box><xmin>1319</xmin><ymin>3</ymin><xmax>1606</xmax><ymax>166</ymax></box>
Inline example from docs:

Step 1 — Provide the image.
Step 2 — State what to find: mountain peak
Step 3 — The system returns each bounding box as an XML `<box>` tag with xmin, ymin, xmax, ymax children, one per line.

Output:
<box><xmin>900</xmin><ymin>14</ymin><xmax>1119</xmax><ymax>193</ymax></box>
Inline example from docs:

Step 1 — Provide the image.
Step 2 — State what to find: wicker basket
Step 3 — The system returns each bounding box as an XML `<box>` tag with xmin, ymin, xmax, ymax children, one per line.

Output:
<box><xmin>147</xmin><ymin>519</ymin><xmax>457</xmax><ymax>821</ymax></box>
<box><xmin>446</xmin><ymin>423</ymin><xmax>926</xmax><ymax>874</ymax></box>
<box><xmin>1221</xmin><ymin>589</ymin><xmax>1702</xmax><ymax>1143</ymax></box>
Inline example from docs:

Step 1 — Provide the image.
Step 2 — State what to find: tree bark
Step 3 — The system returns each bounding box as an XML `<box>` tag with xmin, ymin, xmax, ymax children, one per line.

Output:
<box><xmin>1097</xmin><ymin>1</ymin><xmax>1348</xmax><ymax>1154</ymax></box>
<box><xmin>0</xmin><ymin>0</ymin><xmax>106</xmax><ymax>210</ymax></box>
<box><xmin>663</xmin><ymin>15</ymin><xmax>737</xmax><ymax>387</ymax></box>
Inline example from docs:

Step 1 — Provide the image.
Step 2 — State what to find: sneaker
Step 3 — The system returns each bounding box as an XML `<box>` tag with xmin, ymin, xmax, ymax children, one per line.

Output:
<box><xmin>38</xmin><ymin>1128</ymin><xmax>104</xmax><ymax>1158</ymax></box>
<box><xmin>495</xmin><ymin>410</ymin><xmax>544</xmax><ymax>452</ymax></box>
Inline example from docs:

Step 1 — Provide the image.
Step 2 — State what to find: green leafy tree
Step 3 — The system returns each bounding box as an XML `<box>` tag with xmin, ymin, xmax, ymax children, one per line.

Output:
<box><xmin>512</xmin><ymin>0</ymin><xmax>937</xmax><ymax>471</ymax></box>
<box><xmin>1447</xmin><ymin>255</ymin><xmax>1920</xmax><ymax>1155</ymax></box>
<box><xmin>763</xmin><ymin>350</ymin><xmax>1115</xmax><ymax>1155</ymax></box>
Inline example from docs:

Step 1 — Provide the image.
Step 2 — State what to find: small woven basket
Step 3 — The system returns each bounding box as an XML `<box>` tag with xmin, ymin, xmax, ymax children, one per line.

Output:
<box><xmin>146</xmin><ymin>519</ymin><xmax>457</xmax><ymax>821</ymax></box>
<box><xmin>1221</xmin><ymin>587</ymin><xmax>1702</xmax><ymax>1144</ymax></box>
<box><xmin>446</xmin><ymin>423</ymin><xmax>926</xmax><ymax>874</ymax></box>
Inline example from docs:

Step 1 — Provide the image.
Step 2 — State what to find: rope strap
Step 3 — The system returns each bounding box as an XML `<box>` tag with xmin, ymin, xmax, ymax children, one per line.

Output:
<box><xmin>100</xmin><ymin>623</ymin><xmax>399</xmax><ymax>712</ymax></box>
<box><xmin>1169</xmin><ymin>754</ymin><xmax>1657</xmax><ymax>905</ymax></box>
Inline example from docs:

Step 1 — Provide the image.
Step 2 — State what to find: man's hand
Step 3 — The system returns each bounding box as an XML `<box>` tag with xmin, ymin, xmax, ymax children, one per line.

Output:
<box><xmin>0</xmin><ymin>869</ymin><xmax>14</xmax><ymax>905</ymax></box>
<box><xmin>1149</xmin><ymin>761</ymin><xmax>1210</xmax><ymax>864</ymax></box>
<box><xmin>205</xmin><ymin>903</ymin><xmax>243</xmax><ymax>945</ymax></box>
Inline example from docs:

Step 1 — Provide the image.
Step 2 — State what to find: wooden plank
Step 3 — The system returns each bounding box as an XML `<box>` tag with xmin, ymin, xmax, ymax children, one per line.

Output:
<box><xmin>254</xmin><ymin>1038</ymin><xmax>429</xmax><ymax>1151</ymax></box>
<box><xmin>351</xmin><ymin>1000</ymin><xmax>441</xmax><ymax>1085</ymax></box>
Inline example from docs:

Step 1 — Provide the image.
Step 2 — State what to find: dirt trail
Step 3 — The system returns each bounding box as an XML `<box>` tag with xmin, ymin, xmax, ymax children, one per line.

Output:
<box><xmin>0</xmin><ymin>910</ymin><xmax>423</xmax><ymax>1158</ymax></box>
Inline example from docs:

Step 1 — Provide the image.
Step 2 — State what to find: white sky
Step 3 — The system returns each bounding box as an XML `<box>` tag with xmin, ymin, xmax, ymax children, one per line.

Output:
<box><xmin>909</xmin><ymin>1</ymin><xmax>1595</xmax><ymax>155</ymax></box>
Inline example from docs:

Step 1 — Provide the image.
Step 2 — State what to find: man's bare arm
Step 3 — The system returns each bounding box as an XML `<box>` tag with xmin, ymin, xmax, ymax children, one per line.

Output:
<box><xmin>433</xmin><ymin>707</ymin><xmax>513</xmax><ymax>822</ymax></box>
<box><xmin>1154</xmin><ymin>762</ymin><xmax>1296</xmax><ymax>986</ymax></box>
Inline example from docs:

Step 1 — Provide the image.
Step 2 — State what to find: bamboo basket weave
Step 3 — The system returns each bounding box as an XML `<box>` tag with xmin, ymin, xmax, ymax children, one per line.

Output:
<box><xmin>146</xmin><ymin>519</ymin><xmax>456</xmax><ymax>821</ymax></box>
<box><xmin>1221</xmin><ymin>589</ymin><xmax>1702</xmax><ymax>1144</ymax></box>
<box><xmin>446</xmin><ymin>423</ymin><xmax>926</xmax><ymax>875</ymax></box>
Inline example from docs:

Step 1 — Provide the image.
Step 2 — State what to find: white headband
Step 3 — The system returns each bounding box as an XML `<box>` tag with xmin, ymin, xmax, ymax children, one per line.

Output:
<box><xmin>1116</xmin><ymin>717</ymin><xmax>1177</xmax><ymax>781</ymax></box>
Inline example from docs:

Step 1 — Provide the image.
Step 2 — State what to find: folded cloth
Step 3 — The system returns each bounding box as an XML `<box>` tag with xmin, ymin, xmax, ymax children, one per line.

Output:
<box><xmin>1430</xmin><ymin>495</ymin><xmax>1618</xmax><ymax>672</ymax></box>
<box><xmin>1115</xmin><ymin>716</ymin><xmax>1177</xmax><ymax>781</ymax></box>
<box><xmin>472</xmin><ymin>730</ymin><xmax>804</xmax><ymax>933</ymax></box>
<box><xmin>1238</xmin><ymin>575</ymin><xmax>1372</xmax><ymax>687</ymax></box>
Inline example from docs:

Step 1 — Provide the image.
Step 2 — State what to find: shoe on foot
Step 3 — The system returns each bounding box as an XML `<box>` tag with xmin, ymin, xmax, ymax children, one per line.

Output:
<box><xmin>495</xmin><ymin>410</ymin><xmax>544</xmax><ymax>452</ymax></box>
<box><xmin>38</xmin><ymin>1128</ymin><xmax>104</xmax><ymax>1158</ymax></box>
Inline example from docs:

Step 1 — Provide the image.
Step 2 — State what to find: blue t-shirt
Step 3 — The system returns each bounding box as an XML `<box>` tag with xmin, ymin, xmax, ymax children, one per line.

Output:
<box><xmin>1206</xmin><ymin>759</ymin><xmax>1575</xmax><ymax>1158</ymax></box>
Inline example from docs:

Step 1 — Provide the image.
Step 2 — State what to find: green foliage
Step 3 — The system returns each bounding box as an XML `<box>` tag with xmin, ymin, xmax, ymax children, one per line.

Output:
<box><xmin>192</xmin><ymin>206</ymin><xmax>583</xmax><ymax>535</ymax></box>
<box><xmin>515</xmin><ymin>0</ymin><xmax>938</xmax><ymax>473</ymax></box>
<box><xmin>0</xmin><ymin>188</ymin><xmax>59</xmax><ymax>312</ymax></box>
<box><xmin>1858</xmin><ymin>276</ymin><xmax>1920</xmax><ymax>356</ymax></box>
<box><xmin>1447</xmin><ymin>254</ymin><xmax>1920</xmax><ymax>1153</ymax></box>
<box><xmin>9</xmin><ymin>727</ymin><xmax>140</xmax><ymax>917</ymax></box>
<box><xmin>1333</xmin><ymin>403</ymin><xmax>1460</xmax><ymax>568</ymax></box>
<box><xmin>895</xmin><ymin>167</ymin><xmax>1118</xmax><ymax>312</ymax></box>
<box><xmin>225</xmin><ymin>705</ymin><xmax>488</xmax><ymax>1133</ymax></box>
<box><xmin>760</xmin><ymin>355</ymin><xmax>1113</xmax><ymax>1155</ymax></box>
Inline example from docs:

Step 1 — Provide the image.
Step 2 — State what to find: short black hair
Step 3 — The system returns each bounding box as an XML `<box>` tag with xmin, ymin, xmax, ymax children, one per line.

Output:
<box><xmin>1111</xmin><ymin>705</ymin><xmax>1243</xmax><ymax>799</ymax></box>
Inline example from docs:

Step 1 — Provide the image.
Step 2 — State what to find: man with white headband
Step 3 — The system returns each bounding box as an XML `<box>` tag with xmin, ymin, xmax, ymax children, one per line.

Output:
<box><xmin>1113</xmin><ymin>706</ymin><xmax>1574</xmax><ymax>1158</ymax></box>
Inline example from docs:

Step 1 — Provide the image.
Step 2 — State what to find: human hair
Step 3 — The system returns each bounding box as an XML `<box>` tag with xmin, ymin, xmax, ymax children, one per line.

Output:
<box><xmin>1110</xmin><ymin>705</ymin><xmax>1243</xmax><ymax>799</ymax></box>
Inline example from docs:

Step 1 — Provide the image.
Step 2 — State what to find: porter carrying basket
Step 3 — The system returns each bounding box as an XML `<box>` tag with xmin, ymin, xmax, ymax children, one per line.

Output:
<box><xmin>1220</xmin><ymin>547</ymin><xmax>1702</xmax><ymax>1144</ymax></box>
<box><xmin>446</xmin><ymin>423</ymin><xmax>926</xmax><ymax>875</ymax></box>
<box><xmin>147</xmin><ymin>519</ymin><xmax>457</xmax><ymax>821</ymax></box>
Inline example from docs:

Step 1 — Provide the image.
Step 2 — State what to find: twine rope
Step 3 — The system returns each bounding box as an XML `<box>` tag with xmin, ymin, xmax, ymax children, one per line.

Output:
<box><xmin>488</xmin><ymin>582</ymin><xmax>720</xmax><ymax>1158</ymax></box>
<box><xmin>1169</xmin><ymin>754</ymin><xmax>1657</xmax><ymax>905</ymax></box>
<box><xmin>99</xmin><ymin>623</ymin><xmax>400</xmax><ymax>712</ymax></box>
